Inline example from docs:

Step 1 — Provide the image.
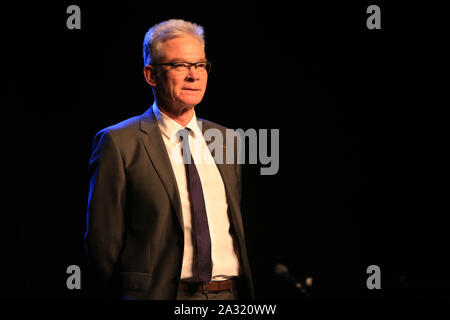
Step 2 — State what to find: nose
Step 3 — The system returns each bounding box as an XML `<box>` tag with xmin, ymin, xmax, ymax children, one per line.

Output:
<box><xmin>185</xmin><ymin>65</ymin><xmax>201</xmax><ymax>81</ymax></box>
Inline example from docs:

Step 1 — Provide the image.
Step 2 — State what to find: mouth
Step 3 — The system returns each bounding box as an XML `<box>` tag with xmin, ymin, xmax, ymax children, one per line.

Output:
<box><xmin>182</xmin><ymin>88</ymin><xmax>201</xmax><ymax>91</ymax></box>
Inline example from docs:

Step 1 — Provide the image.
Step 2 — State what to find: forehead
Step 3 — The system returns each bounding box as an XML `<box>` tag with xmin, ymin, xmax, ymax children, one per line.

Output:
<box><xmin>159</xmin><ymin>35</ymin><xmax>206</xmax><ymax>61</ymax></box>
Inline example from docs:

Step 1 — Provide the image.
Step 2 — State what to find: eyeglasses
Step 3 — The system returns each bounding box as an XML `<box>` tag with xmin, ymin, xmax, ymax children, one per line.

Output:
<box><xmin>153</xmin><ymin>61</ymin><xmax>211</xmax><ymax>73</ymax></box>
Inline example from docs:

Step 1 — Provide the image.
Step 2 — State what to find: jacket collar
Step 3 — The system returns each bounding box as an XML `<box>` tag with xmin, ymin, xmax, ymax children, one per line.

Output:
<box><xmin>139</xmin><ymin>106</ymin><xmax>184</xmax><ymax>233</ymax></box>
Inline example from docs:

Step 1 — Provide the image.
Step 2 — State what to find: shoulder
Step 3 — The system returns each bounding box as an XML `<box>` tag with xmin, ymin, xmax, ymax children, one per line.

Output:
<box><xmin>99</xmin><ymin>115</ymin><xmax>141</xmax><ymax>136</ymax></box>
<box><xmin>92</xmin><ymin>114</ymin><xmax>143</xmax><ymax>149</ymax></box>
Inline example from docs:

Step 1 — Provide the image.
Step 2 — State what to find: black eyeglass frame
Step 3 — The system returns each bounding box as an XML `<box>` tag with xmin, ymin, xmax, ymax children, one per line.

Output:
<box><xmin>152</xmin><ymin>61</ymin><xmax>212</xmax><ymax>73</ymax></box>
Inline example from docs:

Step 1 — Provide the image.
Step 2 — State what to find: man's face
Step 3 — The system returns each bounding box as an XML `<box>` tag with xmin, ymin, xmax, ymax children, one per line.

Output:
<box><xmin>152</xmin><ymin>35</ymin><xmax>208</xmax><ymax>111</ymax></box>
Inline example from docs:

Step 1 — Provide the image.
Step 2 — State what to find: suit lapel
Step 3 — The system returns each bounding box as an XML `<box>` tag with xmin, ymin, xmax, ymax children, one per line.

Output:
<box><xmin>139</xmin><ymin>108</ymin><xmax>184</xmax><ymax>233</ymax></box>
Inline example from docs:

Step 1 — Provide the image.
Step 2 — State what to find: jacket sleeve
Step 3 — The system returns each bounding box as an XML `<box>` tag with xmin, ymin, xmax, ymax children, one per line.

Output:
<box><xmin>84</xmin><ymin>129</ymin><xmax>126</xmax><ymax>290</ymax></box>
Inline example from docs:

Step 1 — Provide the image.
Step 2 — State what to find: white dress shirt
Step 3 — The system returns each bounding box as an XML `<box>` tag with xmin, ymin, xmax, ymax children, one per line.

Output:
<box><xmin>152</xmin><ymin>103</ymin><xmax>241</xmax><ymax>281</ymax></box>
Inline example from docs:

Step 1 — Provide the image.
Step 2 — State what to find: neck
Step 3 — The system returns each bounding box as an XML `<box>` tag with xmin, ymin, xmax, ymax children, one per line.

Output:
<box><xmin>156</xmin><ymin>101</ymin><xmax>195</xmax><ymax>127</ymax></box>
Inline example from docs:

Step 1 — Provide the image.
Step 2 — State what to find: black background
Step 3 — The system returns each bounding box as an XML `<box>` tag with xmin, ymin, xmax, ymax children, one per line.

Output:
<box><xmin>3</xmin><ymin>1</ymin><xmax>449</xmax><ymax>300</ymax></box>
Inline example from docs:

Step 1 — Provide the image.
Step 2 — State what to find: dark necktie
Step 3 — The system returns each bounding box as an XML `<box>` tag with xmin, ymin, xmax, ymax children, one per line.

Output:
<box><xmin>178</xmin><ymin>128</ymin><xmax>212</xmax><ymax>283</ymax></box>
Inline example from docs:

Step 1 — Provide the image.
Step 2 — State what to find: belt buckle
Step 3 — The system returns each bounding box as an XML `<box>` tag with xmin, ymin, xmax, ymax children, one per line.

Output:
<box><xmin>228</xmin><ymin>280</ymin><xmax>233</xmax><ymax>293</ymax></box>
<box><xmin>202</xmin><ymin>282</ymin><xmax>209</xmax><ymax>294</ymax></box>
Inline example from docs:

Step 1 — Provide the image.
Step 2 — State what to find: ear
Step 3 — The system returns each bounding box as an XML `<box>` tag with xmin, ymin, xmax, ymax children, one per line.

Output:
<box><xmin>143</xmin><ymin>65</ymin><xmax>157</xmax><ymax>87</ymax></box>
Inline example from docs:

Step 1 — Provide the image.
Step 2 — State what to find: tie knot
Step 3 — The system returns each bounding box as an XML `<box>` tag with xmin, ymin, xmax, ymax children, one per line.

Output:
<box><xmin>177</xmin><ymin>127</ymin><xmax>192</xmax><ymax>143</ymax></box>
<box><xmin>177</xmin><ymin>128</ymin><xmax>193</xmax><ymax>163</ymax></box>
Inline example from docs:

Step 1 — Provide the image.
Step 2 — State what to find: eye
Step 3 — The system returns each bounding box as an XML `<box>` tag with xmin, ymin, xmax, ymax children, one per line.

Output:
<box><xmin>173</xmin><ymin>62</ymin><xmax>189</xmax><ymax>70</ymax></box>
<box><xmin>196</xmin><ymin>63</ymin><xmax>207</xmax><ymax>70</ymax></box>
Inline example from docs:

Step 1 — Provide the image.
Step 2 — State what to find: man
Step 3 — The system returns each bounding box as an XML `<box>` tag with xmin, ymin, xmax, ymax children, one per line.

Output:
<box><xmin>85</xmin><ymin>19</ymin><xmax>254</xmax><ymax>300</ymax></box>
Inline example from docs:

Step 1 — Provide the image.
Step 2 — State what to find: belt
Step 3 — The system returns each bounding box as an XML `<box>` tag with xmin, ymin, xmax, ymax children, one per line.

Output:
<box><xmin>179</xmin><ymin>278</ymin><xmax>241</xmax><ymax>294</ymax></box>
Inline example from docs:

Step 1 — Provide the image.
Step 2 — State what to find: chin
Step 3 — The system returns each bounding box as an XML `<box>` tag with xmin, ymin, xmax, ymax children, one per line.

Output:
<box><xmin>179</xmin><ymin>97</ymin><xmax>203</xmax><ymax>107</ymax></box>
<box><xmin>179</xmin><ymin>91</ymin><xmax>204</xmax><ymax>105</ymax></box>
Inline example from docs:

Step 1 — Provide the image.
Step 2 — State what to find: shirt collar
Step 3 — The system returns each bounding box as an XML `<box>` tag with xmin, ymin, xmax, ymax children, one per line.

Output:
<box><xmin>152</xmin><ymin>102</ymin><xmax>201</xmax><ymax>140</ymax></box>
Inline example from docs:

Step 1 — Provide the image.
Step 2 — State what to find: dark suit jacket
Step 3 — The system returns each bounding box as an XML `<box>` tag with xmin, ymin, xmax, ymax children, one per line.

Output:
<box><xmin>85</xmin><ymin>107</ymin><xmax>254</xmax><ymax>299</ymax></box>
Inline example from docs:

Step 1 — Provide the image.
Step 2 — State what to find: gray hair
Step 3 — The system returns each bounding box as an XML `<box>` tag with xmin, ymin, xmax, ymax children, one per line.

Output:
<box><xmin>143</xmin><ymin>19</ymin><xmax>205</xmax><ymax>66</ymax></box>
